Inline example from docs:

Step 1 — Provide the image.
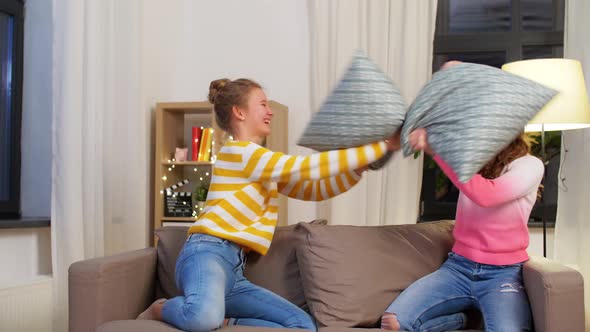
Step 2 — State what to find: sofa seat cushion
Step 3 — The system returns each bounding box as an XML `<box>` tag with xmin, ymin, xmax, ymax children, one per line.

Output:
<box><xmin>319</xmin><ymin>328</ymin><xmax>389</xmax><ymax>332</ymax></box>
<box><xmin>98</xmin><ymin>320</ymin><xmax>181</xmax><ymax>332</ymax></box>
<box><xmin>296</xmin><ymin>220</ymin><xmax>454</xmax><ymax>327</ymax></box>
<box><xmin>98</xmin><ymin>320</ymin><xmax>303</xmax><ymax>332</ymax></box>
<box><xmin>319</xmin><ymin>328</ymin><xmax>481</xmax><ymax>332</ymax></box>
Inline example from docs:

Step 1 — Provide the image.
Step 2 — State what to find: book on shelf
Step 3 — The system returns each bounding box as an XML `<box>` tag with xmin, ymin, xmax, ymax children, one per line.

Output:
<box><xmin>198</xmin><ymin>127</ymin><xmax>214</xmax><ymax>162</ymax></box>
<box><xmin>191</xmin><ymin>126</ymin><xmax>202</xmax><ymax>161</ymax></box>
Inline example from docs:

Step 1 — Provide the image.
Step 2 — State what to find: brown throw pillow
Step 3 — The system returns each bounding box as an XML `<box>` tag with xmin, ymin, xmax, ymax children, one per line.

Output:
<box><xmin>245</xmin><ymin>219</ymin><xmax>327</xmax><ymax>311</ymax></box>
<box><xmin>154</xmin><ymin>226</ymin><xmax>190</xmax><ymax>299</ymax></box>
<box><xmin>295</xmin><ymin>220</ymin><xmax>454</xmax><ymax>327</ymax></box>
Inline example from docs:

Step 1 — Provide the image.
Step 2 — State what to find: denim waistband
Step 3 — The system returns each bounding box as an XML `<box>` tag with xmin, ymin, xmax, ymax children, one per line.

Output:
<box><xmin>187</xmin><ymin>233</ymin><xmax>246</xmax><ymax>262</ymax></box>
<box><xmin>448</xmin><ymin>251</ymin><xmax>524</xmax><ymax>269</ymax></box>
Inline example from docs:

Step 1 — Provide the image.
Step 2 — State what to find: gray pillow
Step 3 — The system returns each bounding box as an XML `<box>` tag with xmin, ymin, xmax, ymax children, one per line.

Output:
<box><xmin>298</xmin><ymin>51</ymin><xmax>406</xmax><ymax>169</ymax></box>
<box><xmin>401</xmin><ymin>62</ymin><xmax>557</xmax><ymax>182</ymax></box>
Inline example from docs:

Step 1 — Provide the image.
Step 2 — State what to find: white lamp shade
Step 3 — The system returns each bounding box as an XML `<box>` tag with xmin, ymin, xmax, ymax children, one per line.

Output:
<box><xmin>502</xmin><ymin>58</ymin><xmax>590</xmax><ymax>132</ymax></box>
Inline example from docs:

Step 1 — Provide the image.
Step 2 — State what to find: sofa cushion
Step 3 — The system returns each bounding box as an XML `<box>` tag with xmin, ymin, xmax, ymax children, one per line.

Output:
<box><xmin>245</xmin><ymin>219</ymin><xmax>327</xmax><ymax>311</ymax></box>
<box><xmin>295</xmin><ymin>220</ymin><xmax>454</xmax><ymax>328</ymax></box>
<box><xmin>318</xmin><ymin>328</ymin><xmax>481</xmax><ymax>332</ymax></box>
<box><xmin>155</xmin><ymin>220</ymin><xmax>327</xmax><ymax>309</ymax></box>
<box><xmin>319</xmin><ymin>328</ymin><xmax>389</xmax><ymax>332</ymax></box>
<box><xmin>400</xmin><ymin>62</ymin><xmax>556</xmax><ymax>183</ymax></box>
<box><xmin>154</xmin><ymin>226</ymin><xmax>190</xmax><ymax>299</ymax></box>
<box><xmin>98</xmin><ymin>320</ymin><xmax>181</xmax><ymax>332</ymax></box>
<box><xmin>98</xmin><ymin>320</ymin><xmax>302</xmax><ymax>332</ymax></box>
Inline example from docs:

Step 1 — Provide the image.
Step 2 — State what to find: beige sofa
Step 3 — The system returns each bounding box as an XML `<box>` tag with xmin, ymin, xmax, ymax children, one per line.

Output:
<box><xmin>69</xmin><ymin>220</ymin><xmax>585</xmax><ymax>332</ymax></box>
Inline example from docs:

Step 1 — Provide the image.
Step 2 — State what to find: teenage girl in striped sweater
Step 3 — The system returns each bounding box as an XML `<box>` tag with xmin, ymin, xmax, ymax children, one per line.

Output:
<box><xmin>138</xmin><ymin>78</ymin><xmax>401</xmax><ymax>332</ymax></box>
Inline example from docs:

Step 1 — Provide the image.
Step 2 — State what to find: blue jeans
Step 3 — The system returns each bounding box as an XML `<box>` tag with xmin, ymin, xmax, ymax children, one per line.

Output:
<box><xmin>161</xmin><ymin>233</ymin><xmax>317</xmax><ymax>332</ymax></box>
<box><xmin>385</xmin><ymin>252</ymin><xmax>531</xmax><ymax>332</ymax></box>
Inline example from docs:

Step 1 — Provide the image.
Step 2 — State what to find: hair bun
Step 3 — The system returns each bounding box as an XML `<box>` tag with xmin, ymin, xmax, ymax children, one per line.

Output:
<box><xmin>208</xmin><ymin>78</ymin><xmax>230</xmax><ymax>104</ymax></box>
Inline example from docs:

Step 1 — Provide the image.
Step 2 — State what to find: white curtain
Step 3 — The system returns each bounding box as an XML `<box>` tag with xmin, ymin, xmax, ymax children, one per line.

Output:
<box><xmin>554</xmin><ymin>0</ymin><xmax>590</xmax><ymax>328</ymax></box>
<box><xmin>51</xmin><ymin>1</ymin><xmax>149</xmax><ymax>331</ymax></box>
<box><xmin>309</xmin><ymin>0</ymin><xmax>437</xmax><ymax>226</ymax></box>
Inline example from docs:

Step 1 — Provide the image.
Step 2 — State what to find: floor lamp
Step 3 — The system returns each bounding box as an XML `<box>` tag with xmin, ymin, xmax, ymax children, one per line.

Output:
<box><xmin>502</xmin><ymin>59</ymin><xmax>590</xmax><ymax>257</ymax></box>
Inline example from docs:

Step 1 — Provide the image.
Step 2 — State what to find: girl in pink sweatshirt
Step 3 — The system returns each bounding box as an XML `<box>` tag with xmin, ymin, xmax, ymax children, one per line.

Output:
<box><xmin>381</xmin><ymin>129</ymin><xmax>543</xmax><ymax>332</ymax></box>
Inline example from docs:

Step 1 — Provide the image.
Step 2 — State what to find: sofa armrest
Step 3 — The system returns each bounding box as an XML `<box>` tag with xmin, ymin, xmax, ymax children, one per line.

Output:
<box><xmin>523</xmin><ymin>256</ymin><xmax>585</xmax><ymax>332</ymax></box>
<box><xmin>69</xmin><ymin>247</ymin><xmax>157</xmax><ymax>332</ymax></box>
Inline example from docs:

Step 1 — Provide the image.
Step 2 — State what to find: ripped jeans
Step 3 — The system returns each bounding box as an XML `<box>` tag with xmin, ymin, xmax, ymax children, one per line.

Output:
<box><xmin>384</xmin><ymin>252</ymin><xmax>531</xmax><ymax>332</ymax></box>
<box><xmin>161</xmin><ymin>233</ymin><xmax>316</xmax><ymax>332</ymax></box>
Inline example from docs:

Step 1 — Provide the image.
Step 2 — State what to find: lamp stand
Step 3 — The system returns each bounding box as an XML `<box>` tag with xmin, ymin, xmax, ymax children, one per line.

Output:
<box><xmin>541</xmin><ymin>124</ymin><xmax>548</xmax><ymax>258</ymax></box>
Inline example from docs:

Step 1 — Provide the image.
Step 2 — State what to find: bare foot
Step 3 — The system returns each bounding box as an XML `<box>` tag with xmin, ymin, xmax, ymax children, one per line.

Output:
<box><xmin>381</xmin><ymin>312</ymin><xmax>401</xmax><ymax>331</ymax></box>
<box><xmin>137</xmin><ymin>298</ymin><xmax>167</xmax><ymax>321</ymax></box>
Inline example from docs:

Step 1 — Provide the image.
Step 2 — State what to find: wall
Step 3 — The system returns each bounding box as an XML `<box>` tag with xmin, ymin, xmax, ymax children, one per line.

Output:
<box><xmin>0</xmin><ymin>230</ymin><xmax>49</xmax><ymax>332</ymax></box>
<box><xmin>529</xmin><ymin>227</ymin><xmax>555</xmax><ymax>259</ymax></box>
<box><xmin>0</xmin><ymin>228</ymin><xmax>51</xmax><ymax>285</ymax></box>
<box><xmin>140</xmin><ymin>0</ymin><xmax>317</xmax><ymax>225</ymax></box>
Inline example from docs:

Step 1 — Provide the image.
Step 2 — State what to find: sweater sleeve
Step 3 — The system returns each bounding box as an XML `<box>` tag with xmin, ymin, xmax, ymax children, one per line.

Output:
<box><xmin>238</xmin><ymin>141</ymin><xmax>387</xmax><ymax>183</ymax></box>
<box><xmin>433</xmin><ymin>154</ymin><xmax>544</xmax><ymax>207</ymax></box>
<box><xmin>277</xmin><ymin>170</ymin><xmax>361</xmax><ymax>201</ymax></box>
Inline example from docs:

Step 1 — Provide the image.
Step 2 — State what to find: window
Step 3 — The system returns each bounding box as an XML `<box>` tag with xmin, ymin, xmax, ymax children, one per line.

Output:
<box><xmin>420</xmin><ymin>0</ymin><xmax>564</xmax><ymax>224</ymax></box>
<box><xmin>0</xmin><ymin>0</ymin><xmax>23</xmax><ymax>218</ymax></box>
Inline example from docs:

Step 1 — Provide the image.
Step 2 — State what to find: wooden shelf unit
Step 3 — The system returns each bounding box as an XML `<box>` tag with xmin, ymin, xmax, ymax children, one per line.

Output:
<box><xmin>161</xmin><ymin>161</ymin><xmax>214</xmax><ymax>166</ymax></box>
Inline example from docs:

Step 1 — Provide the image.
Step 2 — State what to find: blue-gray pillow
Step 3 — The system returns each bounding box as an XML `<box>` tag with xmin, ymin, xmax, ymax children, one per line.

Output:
<box><xmin>298</xmin><ymin>51</ymin><xmax>406</xmax><ymax>169</ymax></box>
<box><xmin>401</xmin><ymin>62</ymin><xmax>557</xmax><ymax>182</ymax></box>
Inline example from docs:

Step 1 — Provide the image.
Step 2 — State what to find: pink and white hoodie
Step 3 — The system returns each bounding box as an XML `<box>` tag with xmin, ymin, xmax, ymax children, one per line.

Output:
<box><xmin>433</xmin><ymin>154</ymin><xmax>544</xmax><ymax>265</ymax></box>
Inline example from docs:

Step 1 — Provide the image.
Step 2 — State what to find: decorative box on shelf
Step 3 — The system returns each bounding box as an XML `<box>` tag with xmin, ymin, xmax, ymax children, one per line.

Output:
<box><xmin>163</xmin><ymin>179</ymin><xmax>192</xmax><ymax>217</ymax></box>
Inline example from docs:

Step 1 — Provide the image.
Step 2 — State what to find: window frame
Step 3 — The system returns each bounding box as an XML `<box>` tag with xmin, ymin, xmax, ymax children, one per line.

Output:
<box><xmin>435</xmin><ymin>0</ymin><xmax>563</xmax><ymax>63</ymax></box>
<box><xmin>0</xmin><ymin>0</ymin><xmax>24</xmax><ymax>218</ymax></box>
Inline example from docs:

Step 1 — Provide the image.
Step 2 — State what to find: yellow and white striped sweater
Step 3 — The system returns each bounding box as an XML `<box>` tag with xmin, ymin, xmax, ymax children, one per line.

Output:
<box><xmin>189</xmin><ymin>140</ymin><xmax>387</xmax><ymax>254</ymax></box>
